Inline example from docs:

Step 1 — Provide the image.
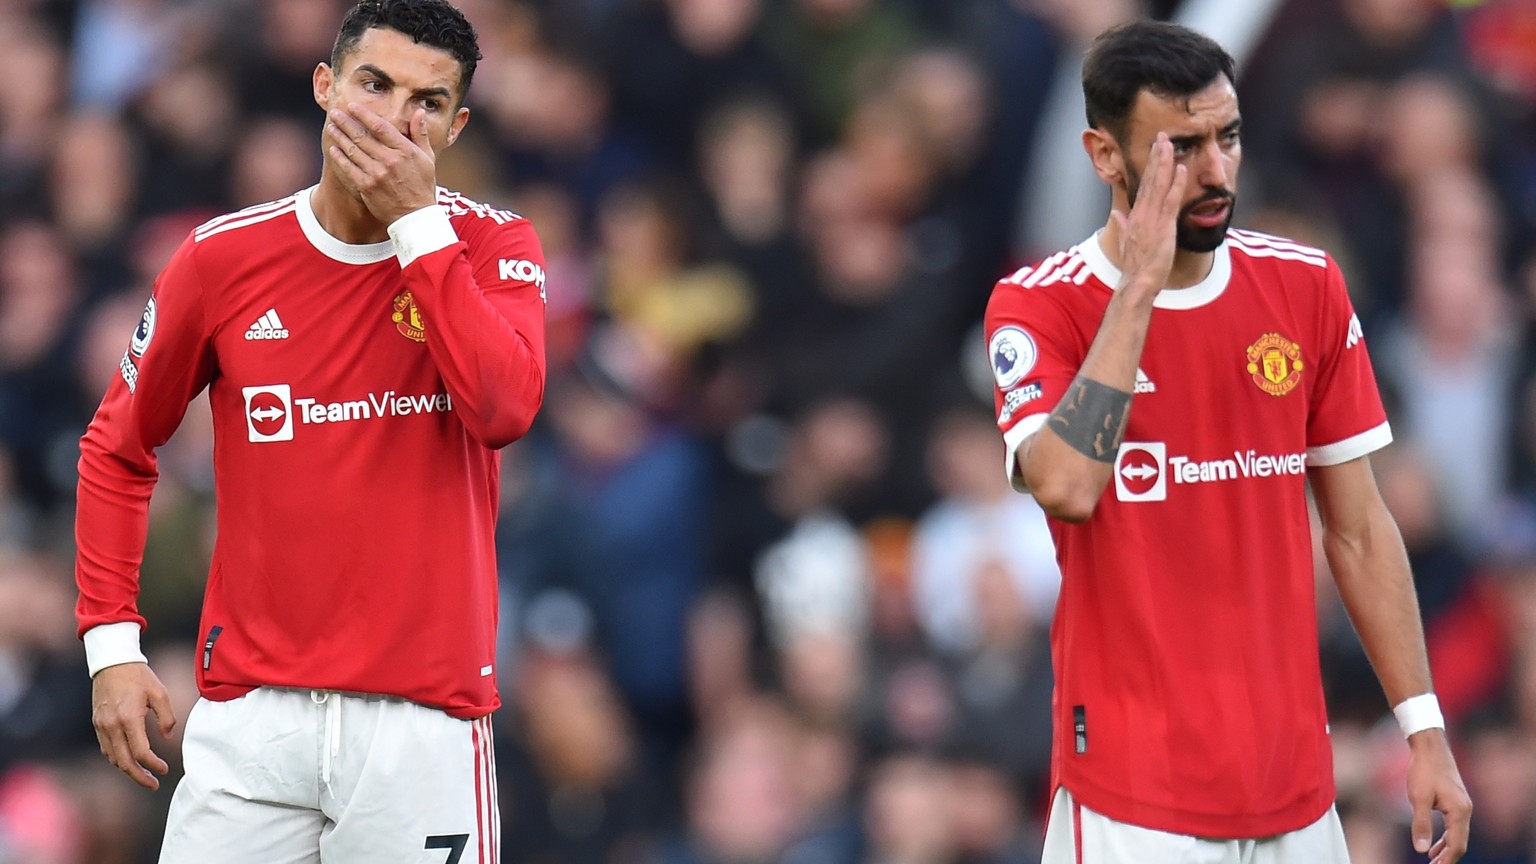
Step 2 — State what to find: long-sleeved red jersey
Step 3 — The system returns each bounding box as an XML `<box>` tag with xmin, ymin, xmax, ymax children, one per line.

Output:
<box><xmin>75</xmin><ymin>186</ymin><xmax>546</xmax><ymax>719</ymax></box>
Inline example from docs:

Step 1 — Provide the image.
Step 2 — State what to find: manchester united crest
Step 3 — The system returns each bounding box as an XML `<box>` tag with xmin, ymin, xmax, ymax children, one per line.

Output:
<box><xmin>1245</xmin><ymin>333</ymin><xmax>1303</xmax><ymax>396</ymax></box>
<box><xmin>391</xmin><ymin>291</ymin><xmax>426</xmax><ymax>343</ymax></box>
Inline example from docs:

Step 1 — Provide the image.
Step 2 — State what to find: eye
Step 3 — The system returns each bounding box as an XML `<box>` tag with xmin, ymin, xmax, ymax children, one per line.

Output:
<box><xmin>420</xmin><ymin>98</ymin><xmax>441</xmax><ymax>112</ymax></box>
<box><xmin>362</xmin><ymin>79</ymin><xmax>384</xmax><ymax>93</ymax></box>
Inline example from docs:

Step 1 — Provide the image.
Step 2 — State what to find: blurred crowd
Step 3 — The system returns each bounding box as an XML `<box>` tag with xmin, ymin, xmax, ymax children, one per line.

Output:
<box><xmin>0</xmin><ymin>0</ymin><xmax>1534</xmax><ymax>861</ymax></box>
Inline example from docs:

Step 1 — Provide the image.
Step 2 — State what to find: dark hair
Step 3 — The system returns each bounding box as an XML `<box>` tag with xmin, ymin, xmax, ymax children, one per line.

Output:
<box><xmin>332</xmin><ymin>0</ymin><xmax>482</xmax><ymax>103</ymax></box>
<box><xmin>1082</xmin><ymin>21</ymin><xmax>1236</xmax><ymax>143</ymax></box>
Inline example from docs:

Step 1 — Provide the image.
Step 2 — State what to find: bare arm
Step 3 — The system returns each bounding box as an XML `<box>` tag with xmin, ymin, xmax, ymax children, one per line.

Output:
<box><xmin>1311</xmin><ymin>457</ymin><xmax>1471</xmax><ymax>864</ymax></box>
<box><xmin>1018</xmin><ymin>134</ymin><xmax>1185</xmax><ymax>521</ymax></box>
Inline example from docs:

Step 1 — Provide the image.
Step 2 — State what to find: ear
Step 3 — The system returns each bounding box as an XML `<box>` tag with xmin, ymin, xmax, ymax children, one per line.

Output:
<box><xmin>313</xmin><ymin>63</ymin><xmax>334</xmax><ymax>111</ymax></box>
<box><xmin>446</xmin><ymin>105</ymin><xmax>470</xmax><ymax>147</ymax></box>
<box><xmin>1082</xmin><ymin>127</ymin><xmax>1125</xmax><ymax>189</ymax></box>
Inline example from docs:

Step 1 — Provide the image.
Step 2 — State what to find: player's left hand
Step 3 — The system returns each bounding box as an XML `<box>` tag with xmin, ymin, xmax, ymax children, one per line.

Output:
<box><xmin>325</xmin><ymin>102</ymin><xmax>437</xmax><ymax>226</ymax></box>
<box><xmin>1405</xmin><ymin>728</ymin><xmax>1472</xmax><ymax>864</ymax></box>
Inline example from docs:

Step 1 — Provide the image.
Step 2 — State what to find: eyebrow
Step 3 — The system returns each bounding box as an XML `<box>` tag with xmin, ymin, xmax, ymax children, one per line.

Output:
<box><xmin>354</xmin><ymin>64</ymin><xmax>453</xmax><ymax>102</ymax></box>
<box><xmin>1168</xmin><ymin>118</ymin><xmax>1242</xmax><ymax>150</ymax></box>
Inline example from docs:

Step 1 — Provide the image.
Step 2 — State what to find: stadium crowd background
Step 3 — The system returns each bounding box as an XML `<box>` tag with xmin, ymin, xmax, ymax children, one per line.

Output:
<box><xmin>0</xmin><ymin>0</ymin><xmax>1534</xmax><ymax>861</ymax></box>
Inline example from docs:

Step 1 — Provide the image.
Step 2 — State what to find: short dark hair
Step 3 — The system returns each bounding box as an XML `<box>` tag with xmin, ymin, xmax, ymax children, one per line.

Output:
<box><xmin>1082</xmin><ymin>21</ymin><xmax>1236</xmax><ymax>144</ymax></box>
<box><xmin>332</xmin><ymin>0</ymin><xmax>482</xmax><ymax>103</ymax></box>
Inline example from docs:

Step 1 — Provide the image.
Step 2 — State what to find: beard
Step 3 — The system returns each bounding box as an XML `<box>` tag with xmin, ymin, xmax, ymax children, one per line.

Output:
<box><xmin>1125</xmin><ymin>170</ymin><xmax>1235</xmax><ymax>253</ymax></box>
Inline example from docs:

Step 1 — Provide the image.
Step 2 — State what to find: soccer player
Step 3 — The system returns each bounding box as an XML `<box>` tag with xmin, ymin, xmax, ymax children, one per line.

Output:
<box><xmin>74</xmin><ymin>1</ymin><xmax>544</xmax><ymax>861</ymax></box>
<box><xmin>985</xmin><ymin>21</ymin><xmax>1472</xmax><ymax>864</ymax></box>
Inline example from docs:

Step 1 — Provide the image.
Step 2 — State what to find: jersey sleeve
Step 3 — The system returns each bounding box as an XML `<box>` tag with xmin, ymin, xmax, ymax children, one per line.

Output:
<box><xmin>75</xmin><ymin>235</ymin><xmax>216</xmax><ymax>660</ymax></box>
<box><xmin>983</xmin><ymin>276</ymin><xmax>1083</xmax><ymax>491</ymax></box>
<box><xmin>1304</xmin><ymin>256</ymin><xmax>1391</xmax><ymax>466</ymax></box>
<box><xmin>388</xmin><ymin>203</ymin><xmax>546</xmax><ymax>449</ymax></box>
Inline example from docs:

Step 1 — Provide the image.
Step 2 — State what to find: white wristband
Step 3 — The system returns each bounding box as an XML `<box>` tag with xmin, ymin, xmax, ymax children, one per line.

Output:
<box><xmin>388</xmin><ymin>204</ymin><xmax>458</xmax><ymax>268</ymax></box>
<box><xmin>83</xmin><ymin>621</ymin><xmax>148</xmax><ymax>678</ymax></box>
<box><xmin>1392</xmin><ymin>693</ymin><xmax>1445</xmax><ymax>738</ymax></box>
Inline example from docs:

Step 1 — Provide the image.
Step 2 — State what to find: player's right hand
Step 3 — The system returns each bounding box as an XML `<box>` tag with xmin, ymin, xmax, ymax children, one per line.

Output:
<box><xmin>92</xmin><ymin>661</ymin><xmax>176</xmax><ymax>790</ymax></box>
<box><xmin>1111</xmin><ymin>132</ymin><xmax>1186</xmax><ymax>294</ymax></box>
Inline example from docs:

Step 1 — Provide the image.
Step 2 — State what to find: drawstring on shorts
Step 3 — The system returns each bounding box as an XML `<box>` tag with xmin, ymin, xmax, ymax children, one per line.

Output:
<box><xmin>310</xmin><ymin>690</ymin><xmax>342</xmax><ymax>796</ymax></box>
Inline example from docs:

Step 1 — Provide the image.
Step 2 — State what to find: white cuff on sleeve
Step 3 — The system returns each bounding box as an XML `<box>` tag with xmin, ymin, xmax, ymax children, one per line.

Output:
<box><xmin>83</xmin><ymin>622</ymin><xmax>148</xmax><ymax>678</ymax></box>
<box><xmin>388</xmin><ymin>204</ymin><xmax>458</xmax><ymax>268</ymax></box>
<box><xmin>1392</xmin><ymin>693</ymin><xmax>1445</xmax><ymax>738</ymax></box>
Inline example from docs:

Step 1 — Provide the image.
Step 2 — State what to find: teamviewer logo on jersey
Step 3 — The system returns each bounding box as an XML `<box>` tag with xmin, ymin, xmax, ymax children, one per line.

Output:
<box><xmin>243</xmin><ymin>385</ymin><xmax>294</xmax><ymax>443</ymax></box>
<box><xmin>1114</xmin><ymin>442</ymin><xmax>1167</xmax><ymax>502</ymax></box>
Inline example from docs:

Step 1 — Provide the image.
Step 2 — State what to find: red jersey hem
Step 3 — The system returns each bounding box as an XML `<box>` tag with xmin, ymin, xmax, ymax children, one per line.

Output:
<box><xmin>199</xmin><ymin>681</ymin><xmax>497</xmax><ymax>720</ymax></box>
<box><xmin>1059</xmin><ymin>774</ymin><xmax>1335</xmax><ymax>839</ymax></box>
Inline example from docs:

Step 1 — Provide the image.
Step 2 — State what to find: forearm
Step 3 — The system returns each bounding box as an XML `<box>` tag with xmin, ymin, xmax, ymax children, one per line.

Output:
<box><xmin>75</xmin><ymin>438</ymin><xmax>155</xmax><ymax>640</ymax></box>
<box><xmin>1326</xmin><ymin>507</ymin><xmax>1434</xmax><ymax>707</ymax></box>
<box><xmin>1021</xmin><ymin>282</ymin><xmax>1157</xmax><ymax>517</ymax></box>
<box><xmin>391</xmin><ymin>209</ymin><xmax>546</xmax><ymax>449</ymax></box>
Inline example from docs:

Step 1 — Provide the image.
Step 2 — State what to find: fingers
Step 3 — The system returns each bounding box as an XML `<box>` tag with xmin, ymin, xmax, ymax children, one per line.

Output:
<box><xmin>1165</xmin><ymin>164</ymin><xmax>1189</xmax><ymax>219</ymax></box>
<box><xmin>411</xmin><ymin>108</ymin><xmax>433</xmax><ymax>158</ymax></box>
<box><xmin>1132</xmin><ymin>134</ymin><xmax>1170</xmax><ymax>214</ymax></box>
<box><xmin>328</xmin><ymin>142</ymin><xmax>370</xmax><ymax>189</ymax></box>
<box><xmin>148</xmin><ymin>682</ymin><xmax>178</xmax><ymax>738</ymax></box>
<box><xmin>92</xmin><ymin>665</ymin><xmax>173</xmax><ymax>791</ymax></box>
<box><xmin>333</xmin><ymin>103</ymin><xmax>416</xmax><ymax>150</ymax></box>
<box><xmin>1410</xmin><ymin>791</ymin><xmax>1433</xmax><ymax>854</ymax></box>
<box><xmin>1144</xmin><ymin>135</ymin><xmax>1185</xmax><ymax>220</ymax></box>
<box><xmin>1438</xmin><ymin>789</ymin><xmax>1473</xmax><ymax>863</ymax></box>
<box><xmin>95</xmin><ymin>706</ymin><xmax>162</xmax><ymax>790</ymax></box>
<box><xmin>125</xmin><ymin>709</ymin><xmax>170</xmax><ymax>780</ymax></box>
<box><xmin>326</xmin><ymin>116</ymin><xmax>383</xmax><ymax>167</ymax></box>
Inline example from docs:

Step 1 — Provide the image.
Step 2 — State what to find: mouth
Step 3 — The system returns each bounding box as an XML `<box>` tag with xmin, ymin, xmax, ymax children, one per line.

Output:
<box><xmin>1185</xmin><ymin>199</ymin><xmax>1231</xmax><ymax>229</ymax></box>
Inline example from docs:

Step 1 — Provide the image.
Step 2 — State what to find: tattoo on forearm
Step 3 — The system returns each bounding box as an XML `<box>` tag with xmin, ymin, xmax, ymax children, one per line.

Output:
<box><xmin>1048</xmin><ymin>375</ymin><xmax>1133</xmax><ymax>462</ymax></box>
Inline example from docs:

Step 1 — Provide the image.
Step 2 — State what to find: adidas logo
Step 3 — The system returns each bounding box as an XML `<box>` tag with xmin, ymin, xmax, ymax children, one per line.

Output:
<box><xmin>245</xmin><ymin>308</ymin><xmax>289</xmax><ymax>341</ymax></box>
<box><xmin>1135</xmin><ymin>368</ymin><xmax>1157</xmax><ymax>394</ymax></box>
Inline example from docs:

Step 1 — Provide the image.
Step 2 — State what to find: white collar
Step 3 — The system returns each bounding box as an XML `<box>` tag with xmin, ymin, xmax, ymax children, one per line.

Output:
<box><xmin>295</xmin><ymin>185</ymin><xmax>397</xmax><ymax>265</ymax></box>
<box><xmin>1075</xmin><ymin>230</ymin><xmax>1231</xmax><ymax>310</ymax></box>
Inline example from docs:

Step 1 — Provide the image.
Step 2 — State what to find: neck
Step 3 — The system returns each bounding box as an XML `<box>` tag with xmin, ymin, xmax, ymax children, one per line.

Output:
<box><xmin>309</xmin><ymin>169</ymin><xmax>390</xmax><ymax>244</ymax></box>
<box><xmin>1100</xmin><ymin>210</ymin><xmax>1216</xmax><ymax>289</ymax></box>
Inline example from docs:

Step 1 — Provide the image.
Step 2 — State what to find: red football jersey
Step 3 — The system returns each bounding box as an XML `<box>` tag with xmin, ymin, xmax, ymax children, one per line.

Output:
<box><xmin>984</xmin><ymin>229</ymin><xmax>1389</xmax><ymax>838</ymax></box>
<box><xmin>75</xmin><ymin>186</ymin><xmax>547</xmax><ymax>719</ymax></box>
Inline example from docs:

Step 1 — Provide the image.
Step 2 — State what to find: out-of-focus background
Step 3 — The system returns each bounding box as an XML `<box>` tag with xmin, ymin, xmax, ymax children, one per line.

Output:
<box><xmin>0</xmin><ymin>0</ymin><xmax>1534</xmax><ymax>861</ymax></box>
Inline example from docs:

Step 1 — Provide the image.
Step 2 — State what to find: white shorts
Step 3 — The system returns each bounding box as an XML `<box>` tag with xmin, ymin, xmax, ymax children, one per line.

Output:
<box><xmin>160</xmin><ymin>687</ymin><xmax>498</xmax><ymax>864</ymax></box>
<box><xmin>1041</xmin><ymin>787</ymin><xmax>1350</xmax><ymax>864</ymax></box>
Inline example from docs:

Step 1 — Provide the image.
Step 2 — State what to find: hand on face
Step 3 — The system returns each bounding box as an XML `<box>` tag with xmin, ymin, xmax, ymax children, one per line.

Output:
<box><xmin>325</xmin><ymin>102</ymin><xmax>439</xmax><ymax>226</ymax></box>
<box><xmin>1111</xmin><ymin>132</ymin><xmax>1186</xmax><ymax>294</ymax></box>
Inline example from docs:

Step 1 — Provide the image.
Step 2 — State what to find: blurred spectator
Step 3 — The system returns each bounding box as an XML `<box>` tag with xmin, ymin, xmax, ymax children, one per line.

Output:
<box><xmin>501</xmin><ymin>644</ymin><xmax>655</xmax><ymax>864</ymax></box>
<box><xmin>604</xmin><ymin>0</ymin><xmax>790</xmax><ymax>170</ymax></box>
<box><xmin>233</xmin><ymin>0</ymin><xmax>350</xmax><ymax>122</ymax></box>
<box><xmin>227</xmin><ymin>116</ymin><xmax>320</xmax><ymax>209</ymax></box>
<box><xmin>504</xmin><ymin>325</ymin><xmax>711</xmax><ymax>770</ymax></box>
<box><xmin>70</xmin><ymin>0</ymin><xmax>178</xmax><ymax>110</ymax></box>
<box><xmin>49</xmin><ymin>111</ymin><xmax>141</xmax><ymax>296</ymax></box>
<box><xmin>1378</xmin><ymin>170</ymin><xmax>1519</xmax><ymax>549</ymax></box>
<box><xmin>0</xmin><ymin>20</ymin><xmax>65</xmax><ymax>219</ymax></box>
<box><xmin>1455</xmin><ymin>708</ymin><xmax>1536</xmax><ymax>863</ymax></box>
<box><xmin>650</xmin><ymin>698</ymin><xmax>802</xmax><ymax>864</ymax></box>
<box><xmin>131</xmin><ymin>62</ymin><xmax>238</xmax><ymax>216</ymax></box>
<box><xmin>861</xmin><ymin>752</ymin><xmax>958</xmax><ymax>864</ymax></box>
<box><xmin>0</xmin><ymin>551</ymin><xmax>93</xmax><ymax>773</ymax></box>
<box><xmin>763</xmin><ymin>0</ymin><xmax>919</xmax><ymax>147</ymax></box>
<box><xmin>912</xmin><ymin>408</ymin><xmax>1059</xmax><ymax>654</ymax></box>
<box><xmin>0</xmin><ymin>222</ymin><xmax>85</xmax><ymax>511</ymax></box>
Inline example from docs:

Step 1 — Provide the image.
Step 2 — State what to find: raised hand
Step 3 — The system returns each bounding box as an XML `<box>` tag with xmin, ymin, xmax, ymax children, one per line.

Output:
<box><xmin>325</xmin><ymin>102</ymin><xmax>438</xmax><ymax>226</ymax></box>
<box><xmin>92</xmin><ymin>661</ymin><xmax>176</xmax><ymax>790</ymax></box>
<box><xmin>1111</xmin><ymin>132</ymin><xmax>1186</xmax><ymax>294</ymax></box>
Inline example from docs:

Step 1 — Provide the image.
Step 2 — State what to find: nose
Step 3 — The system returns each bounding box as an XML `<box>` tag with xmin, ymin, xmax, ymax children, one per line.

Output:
<box><xmin>383</xmin><ymin>98</ymin><xmax>414</xmax><ymax>136</ymax></box>
<box><xmin>1194</xmin><ymin>139</ymin><xmax>1229</xmax><ymax>190</ymax></box>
